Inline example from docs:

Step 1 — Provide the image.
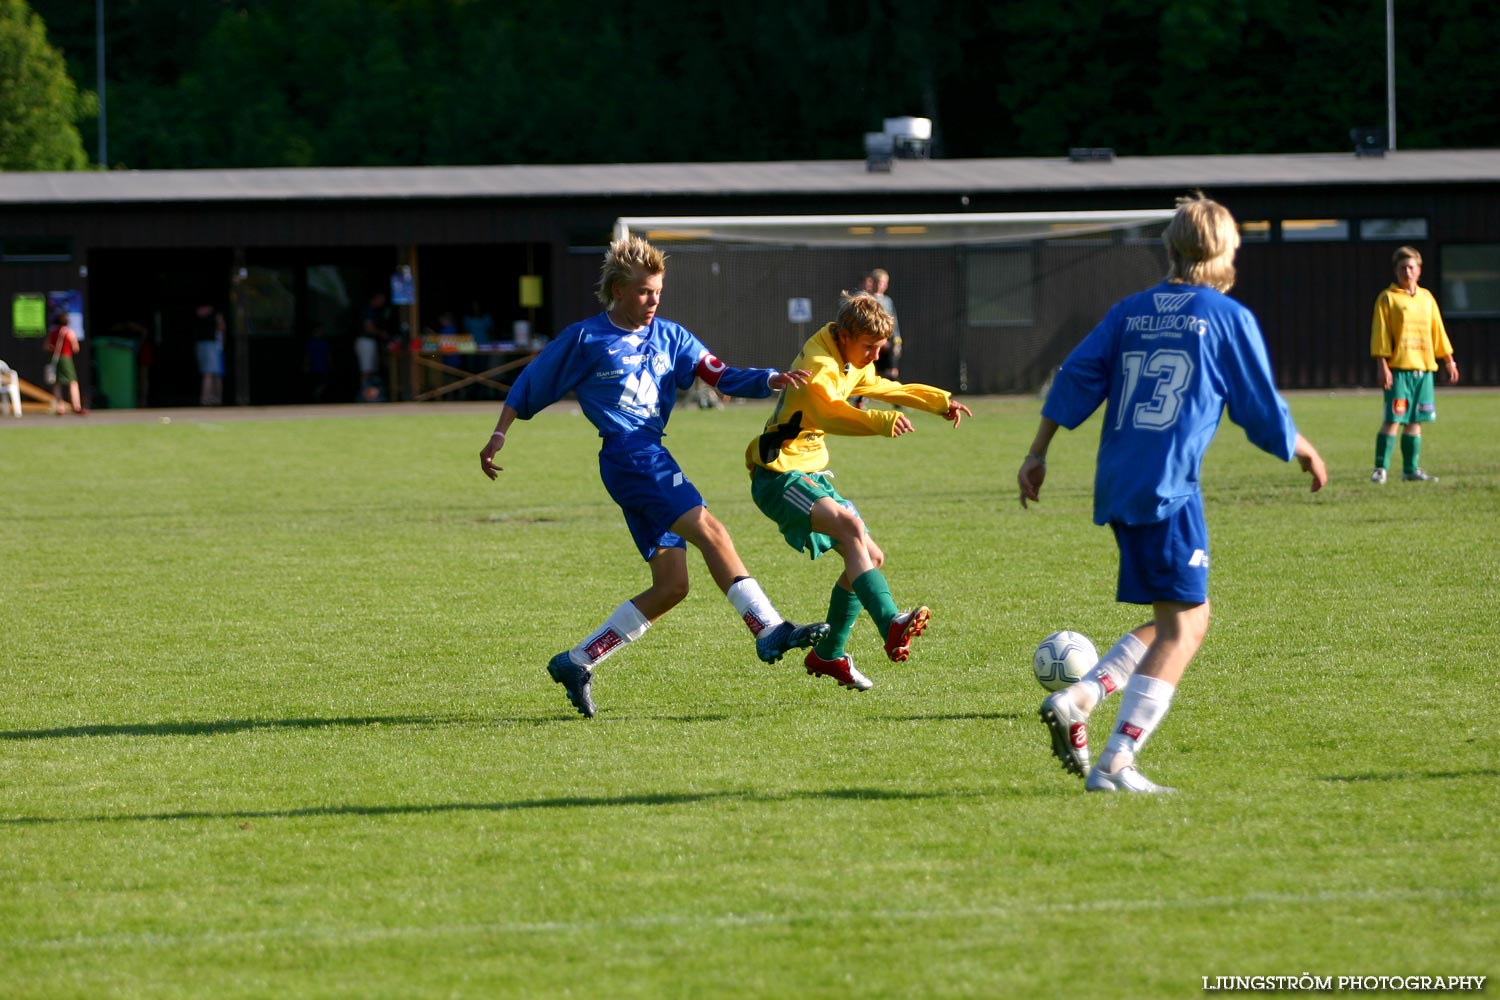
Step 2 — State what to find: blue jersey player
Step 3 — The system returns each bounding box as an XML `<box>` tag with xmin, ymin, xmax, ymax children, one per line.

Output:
<box><xmin>1017</xmin><ymin>194</ymin><xmax>1327</xmax><ymax>793</ymax></box>
<box><xmin>480</xmin><ymin>236</ymin><xmax>828</xmax><ymax>718</ymax></box>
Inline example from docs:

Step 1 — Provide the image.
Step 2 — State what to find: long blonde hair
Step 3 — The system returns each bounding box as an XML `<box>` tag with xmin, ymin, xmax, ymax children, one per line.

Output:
<box><xmin>1164</xmin><ymin>192</ymin><xmax>1240</xmax><ymax>292</ymax></box>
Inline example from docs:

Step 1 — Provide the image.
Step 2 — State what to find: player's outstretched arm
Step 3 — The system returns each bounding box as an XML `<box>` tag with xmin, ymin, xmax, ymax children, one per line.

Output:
<box><xmin>1293</xmin><ymin>433</ymin><xmax>1327</xmax><ymax>493</ymax></box>
<box><xmin>768</xmin><ymin>368</ymin><xmax>812</xmax><ymax>390</ymax></box>
<box><xmin>480</xmin><ymin>405</ymin><xmax>519</xmax><ymax>480</ymax></box>
<box><xmin>1018</xmin><ymin>418</ymin><xmax>1061</xmax><ymax>508</ymax></box>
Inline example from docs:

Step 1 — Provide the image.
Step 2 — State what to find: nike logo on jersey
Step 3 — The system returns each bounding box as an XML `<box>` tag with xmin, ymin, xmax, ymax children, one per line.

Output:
<box><xmin>1153</xmin><ymin>291</ymin><xmax>1197</xmax><ymax>312</ymax></box>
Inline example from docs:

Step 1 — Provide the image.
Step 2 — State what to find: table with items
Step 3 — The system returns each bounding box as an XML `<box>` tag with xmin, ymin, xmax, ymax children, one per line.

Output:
<box><xmin>409</xmin><ymin>335</ymin><xmax>538</xmax><ymax>401</ymax></box>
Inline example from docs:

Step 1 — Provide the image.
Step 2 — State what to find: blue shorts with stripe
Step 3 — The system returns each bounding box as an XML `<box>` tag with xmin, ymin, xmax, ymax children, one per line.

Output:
<box><xmin>1110</xmin><ymin>496</ymin><xmax>1209</xmax><ymax>605</ymax></box>
<box><xmin>599</xmin><ymin>438</ymin><xmax>704</xmax><ymax>561</ymax></box>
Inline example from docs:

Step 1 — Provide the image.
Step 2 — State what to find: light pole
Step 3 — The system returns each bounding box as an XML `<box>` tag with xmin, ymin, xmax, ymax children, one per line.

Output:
<box><xmin>96</xmin><ymin>0</ymin><xmax>107</xmax><ymax>166</ymax></box>
<box><xmin>1385</xmin><ymin>0</ymin><xmax>1396</xmax><ymax>150</ymax></box>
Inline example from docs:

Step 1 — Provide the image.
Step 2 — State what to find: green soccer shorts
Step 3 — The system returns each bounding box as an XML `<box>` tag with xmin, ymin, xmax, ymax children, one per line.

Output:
<box><xmin>750</xmin><ymin>466</ymin><xmax>865</xmax><ymax>560</ymax></box>
<box><xmin>1383</xmin><ymin>369</ymin><xmax>1437</xmax><ymax>425</ymax></box>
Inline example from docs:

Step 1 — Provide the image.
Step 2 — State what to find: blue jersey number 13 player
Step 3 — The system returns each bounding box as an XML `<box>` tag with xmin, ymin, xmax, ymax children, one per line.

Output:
<box><xmin>479</xmin><ymin>236</ymin><xmax>828</xmax><ymax>718</ymax></box>
<box><xmin>1017</xmin><ymin>194</ymin><xmax>1327</xmax><ymax>793</ymax></box>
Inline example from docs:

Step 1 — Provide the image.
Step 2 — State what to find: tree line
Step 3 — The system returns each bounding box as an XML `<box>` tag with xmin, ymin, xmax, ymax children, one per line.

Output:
<box><xmin>9</xmin><ymin>0</ymin><xmax>1500</xmax><ymax>172</ymax></box>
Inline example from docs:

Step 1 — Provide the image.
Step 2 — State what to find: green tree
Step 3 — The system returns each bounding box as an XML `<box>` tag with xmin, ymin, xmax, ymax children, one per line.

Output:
<box><xmin>0</xmin><ymin>0</ymin><xmax>92</xmax><ymax>170</ymax></box>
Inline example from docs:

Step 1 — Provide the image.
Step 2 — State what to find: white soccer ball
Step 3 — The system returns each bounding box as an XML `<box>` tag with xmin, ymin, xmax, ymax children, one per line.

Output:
<box><xmin>1032</xmin><ymin>631</ymin><xmax>1098</xmax><ymax>691</ymax></box>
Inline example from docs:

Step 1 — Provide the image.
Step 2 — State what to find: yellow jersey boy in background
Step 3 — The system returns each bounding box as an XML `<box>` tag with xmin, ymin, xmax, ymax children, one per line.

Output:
<box><xmin>746</xmin><ymin>291</ymin><xmax>971</xmax><ymax>692</ymax></box>
<box><xmin>1370</xmin><ymin>245</ymin><xmax>1459</xmax><ymax>483</ymax></box>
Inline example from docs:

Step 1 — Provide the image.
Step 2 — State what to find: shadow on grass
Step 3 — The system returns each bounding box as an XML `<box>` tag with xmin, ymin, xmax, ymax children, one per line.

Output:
<box><xmin>0</xmin><ymin>786</ymin><xmax>975</xmax><ymax>827</ymax></box>
<box><xmin>879</xmin><ymin>711</ymin><xmax>1024</xmax><ymax>723</ymax></box>
<box><xmin>1320</xmin><ymin>768</ymin><xmax>1500</xmax><ymax>783</ymax></box>
<box><xmin>0</xmin><ymin>715</ymin><xmax>552</xmax><ymax>741</ymax></box>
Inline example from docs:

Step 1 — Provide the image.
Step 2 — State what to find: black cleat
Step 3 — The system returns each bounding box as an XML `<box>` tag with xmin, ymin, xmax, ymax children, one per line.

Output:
<box><xmin>547</xmin><ymin>652</ymin><xmax>596</xmax><ymax>718</ymax></box>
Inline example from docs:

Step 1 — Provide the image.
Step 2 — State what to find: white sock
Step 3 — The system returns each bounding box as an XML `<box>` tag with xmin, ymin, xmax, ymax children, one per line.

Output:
<box><xmin>1071</xmin><ymin>631</ymin><xmax>1149</xmax><ymax>713</ymax></box>
<box><xmin>1095</xmin><ymin>674</ymin><xmax>1176</xmax><ymax>774</ymax></box>
<box><xmin>726</xmin><ymin>578</ymin><xmax>784</xmax><ymax>637</ymax></box>
<box><xmin>571</xmin><ymin>600</ymin><xmax>651</xmax><ymax>669</ymax></box>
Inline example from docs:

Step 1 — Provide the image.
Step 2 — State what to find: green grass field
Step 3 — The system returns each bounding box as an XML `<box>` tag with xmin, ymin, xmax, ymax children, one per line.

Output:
<box><xmin>3</xmin><ymin>392</ymin><xmax>1497</xmax><ymax>998</ymax></box>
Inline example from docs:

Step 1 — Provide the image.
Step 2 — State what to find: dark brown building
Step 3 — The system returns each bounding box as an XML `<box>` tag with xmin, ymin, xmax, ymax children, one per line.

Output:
<box><xmin>2</xmin><ymin>149</ymin><xmax>1496</xmax><ymax>406</ymax></box>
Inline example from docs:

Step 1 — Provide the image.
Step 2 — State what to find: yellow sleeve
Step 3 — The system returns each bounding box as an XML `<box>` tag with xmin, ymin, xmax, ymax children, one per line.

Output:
<box><xmin>803</xmin><ymin>366</ymin><xmax>899</xmax><ymax>437</ymax></box>
<box><xmin>854</xmin><ymin>375</ymin><xmax>953</xmax><ymax>416</ymax></box>
<box><xmin>1371</xmin><ymin>291</ymin><xmax>1395</xmax><ymax>359</ymax></box>
<box><xmin>1430</xmin><ymin>293</ymin><xmax>1453</xmax><ymax>358</ymax></box>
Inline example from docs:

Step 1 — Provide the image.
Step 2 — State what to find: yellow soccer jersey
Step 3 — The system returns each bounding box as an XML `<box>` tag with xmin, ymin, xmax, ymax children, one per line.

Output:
<box><xmin>746</xmin><ymin>323</ymin><xmax>953</xmax><ymax>474</ymax></box>
<box><xmin>1371</xmin><ymin>283</ymin><xmax>1452</xmax><ymax>372</ymax></box>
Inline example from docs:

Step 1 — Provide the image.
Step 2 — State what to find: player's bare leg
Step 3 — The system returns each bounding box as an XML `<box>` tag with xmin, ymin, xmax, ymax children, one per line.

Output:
<box><xmin>669</xmin><ymin>505</ymin><xmax>827</xmax><ymax>663</ymax></box>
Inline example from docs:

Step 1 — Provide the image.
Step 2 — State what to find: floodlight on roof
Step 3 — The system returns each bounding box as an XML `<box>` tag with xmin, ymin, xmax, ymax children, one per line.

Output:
<box><xmin>883</xmin><ymin>117</ymin><xmax>932</xmax><ymax>159</ymax></box>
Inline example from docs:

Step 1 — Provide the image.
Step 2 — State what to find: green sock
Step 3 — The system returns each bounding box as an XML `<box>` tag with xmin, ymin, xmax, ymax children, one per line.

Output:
<box><xmin>815</xmin><ymin>583</ymin><xmax>863</xmax><ymax>660</ymax></box>
<box><xmin>1375</xmin><ymin>433</ymin><xmax>1396</xmax><ymax>470</ymax></box>
<box><xmin>852</xmin><ymin>568</ymin><xmax>900</xmax><ymax>636</ymax></box>
<box><xmin>1401</xmin><ymin>434</ymin><xmax>1421</xmax><ymax>474</ymax></box>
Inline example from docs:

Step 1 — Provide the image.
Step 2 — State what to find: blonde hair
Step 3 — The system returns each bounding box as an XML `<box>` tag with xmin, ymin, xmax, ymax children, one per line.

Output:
<box><xmin>1392</xmin><ymin>245</ymin><xmax>1422</xmax><ymax>268</ymax></box>
<box><xmin>835</xmin><ymin>291</ymin><xmax>894</xmax><ymax>341</ymax></box>
<box><xmin>1164</xmin><ymin>192</ymin><xmax>1239</xmax><ymax>293</ymax></box>
<box><xmin>596</xmin><ymin>235</ymin><xmax>666</xmax><ymax>307</ymax></box>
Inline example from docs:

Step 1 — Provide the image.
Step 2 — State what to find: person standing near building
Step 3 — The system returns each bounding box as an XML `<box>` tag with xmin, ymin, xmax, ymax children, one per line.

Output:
<box><xmin>869</xmin><ymin>268</ymin><xmax>902</xmax><ymax>380</ymax></box>
<box><xmin>193</xmin><ymin>303</ymin><xmax>225</xmax><ymax>406</ymax></box>
<box><xmin>355</xmin><ymin>290</ymin><xmax>393</xmax><ymax>402</ymax></box>
<box><xmin>1018</xmin><ymin>193</ymin><xmax>1326</xmax><ymax>794</ymax></box>
<box><xmin>478</xmin><ymin>236</ymin><xmax>828</xmax><ymax>718</ymax></box>
<box><xmin>1369</xmin><ymin>246</ymin><xmax>1459</xmax><ymax>483</ymax></box>
<box><xmin>45</xmin><ymin>312</ymin><xmax>85</xmax><ymax>415</ymax></box>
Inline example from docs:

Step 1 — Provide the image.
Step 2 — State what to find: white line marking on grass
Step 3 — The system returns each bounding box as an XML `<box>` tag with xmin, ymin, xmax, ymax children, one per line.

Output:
<box><xmin>9</xmin><ymin>885</ymin><xmax>1488</xmax><ymax>952</ymax></box>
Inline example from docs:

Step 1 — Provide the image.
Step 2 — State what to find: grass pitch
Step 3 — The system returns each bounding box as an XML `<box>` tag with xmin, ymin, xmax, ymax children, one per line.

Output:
<box><xmin>2</xmin><ymin>392</ymin><xmax>1497</xmax><ymax>998</ymax></box>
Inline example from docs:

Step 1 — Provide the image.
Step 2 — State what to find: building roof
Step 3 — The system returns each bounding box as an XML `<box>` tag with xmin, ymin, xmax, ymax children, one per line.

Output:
<box><xmin>2</xmin><ymin>149</ymin><xmax>1498</xmax><ymax>206</ymax></box>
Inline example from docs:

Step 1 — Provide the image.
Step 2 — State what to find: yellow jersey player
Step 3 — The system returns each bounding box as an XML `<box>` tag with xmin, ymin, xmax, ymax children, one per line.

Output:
<box><xmin>1370</xmin><ymin>246</ymin><xmax>1459</xmax><ymax>483</ymax></box>
<box><xmin>746</xmin><ymin>291</ymin><xmax>971</xmax><ymax>691</ymax></box>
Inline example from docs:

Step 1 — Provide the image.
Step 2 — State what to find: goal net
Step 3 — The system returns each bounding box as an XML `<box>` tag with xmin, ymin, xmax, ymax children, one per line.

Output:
<box><xmin>611</xmin><ymin>210</ymin><xmax>1175</xmax><ymax>394</ymax></box>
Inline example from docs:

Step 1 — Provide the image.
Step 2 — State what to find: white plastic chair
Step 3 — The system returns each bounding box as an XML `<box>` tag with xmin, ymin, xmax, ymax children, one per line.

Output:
<box><xmin>0</xmin><ymin>360</ymin><xmax>21</xmax><ymax>417</ymax></box>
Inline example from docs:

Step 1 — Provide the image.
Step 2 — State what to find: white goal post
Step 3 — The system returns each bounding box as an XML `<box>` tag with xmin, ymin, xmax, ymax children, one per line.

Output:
<box><xmin>614</xmin><ymin>210</ymin><xmax>1178</xmax><ymax>247</ymax></box>
<box><xmin>610</xmin><ymin>209</ymin><xmax>1178</xmax><ymax>394</ymax></box>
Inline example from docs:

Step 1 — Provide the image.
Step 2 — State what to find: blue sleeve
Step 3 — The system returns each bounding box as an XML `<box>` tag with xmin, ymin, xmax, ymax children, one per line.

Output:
<box><xmin>504</xmin><ymin>330</ymin><xmax>586</xmax><ymax>419</ymax></box>
<box><xmin>713</xmin><ymin>365</ymin><xmax>776</xmax><ymax>399</ymax></box>
<box><xmin>1219</xmin><ymin>312</ymin><xmax>1298</xmax><ymax>460</ymax></box>
<box><xmin>667</xmin><ymin>324</ymin><xmax>775</xmax><ymax>399</ymax></box>
<box><xmin>1042</xmin><ymin>311</ymin><xmax>1116</xmax><ymax>429</ymax></box>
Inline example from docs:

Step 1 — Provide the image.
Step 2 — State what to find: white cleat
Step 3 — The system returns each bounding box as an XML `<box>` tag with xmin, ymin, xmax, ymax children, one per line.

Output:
<box><xmin>1085</xmin><ymin>765</ymin><xmax>1177</xmax><ymax>794</ymax></box>
<box><xmin>1039</xmin><ymin>689</ymin><xmax>1091</xmax><ymax>778</ymax></box>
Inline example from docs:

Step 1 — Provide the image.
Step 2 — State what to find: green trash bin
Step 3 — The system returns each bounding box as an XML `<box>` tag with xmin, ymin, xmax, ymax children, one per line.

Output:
<box><xmin>92</xmin><ymin>337</ymin><xmax>138</xmax><ymax>409</ymax></box>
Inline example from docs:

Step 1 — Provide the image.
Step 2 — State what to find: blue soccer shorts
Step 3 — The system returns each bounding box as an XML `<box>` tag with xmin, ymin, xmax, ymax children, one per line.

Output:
<box><xmin>598</xmin><ymin>441</ymin><xmax>704</xmax><ymax>561</ymax></box>
<box><xmin>1110</xmin><ymin>497</ymin><xmax>1209</xmax><ymax>606</ymax></box>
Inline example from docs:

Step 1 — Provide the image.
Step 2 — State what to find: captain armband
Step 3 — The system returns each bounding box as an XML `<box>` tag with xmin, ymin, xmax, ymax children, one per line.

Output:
<box><xmin>694</xmin><ymin>353</ymin><xmax>727</xmax><ymax>387</ymax></box>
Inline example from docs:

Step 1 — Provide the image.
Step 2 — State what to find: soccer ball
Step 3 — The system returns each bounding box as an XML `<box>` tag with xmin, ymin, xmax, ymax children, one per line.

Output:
<box><xmin>1032</xmin><ymin>631</ymin><xmax>1098</xmax><ymax>691</ymax></box>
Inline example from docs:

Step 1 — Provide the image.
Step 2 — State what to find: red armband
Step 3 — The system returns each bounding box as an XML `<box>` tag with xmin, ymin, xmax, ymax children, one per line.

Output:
<box><xmin>694</xmin><ymin>353</ymin><xmax>727</xmax><ymax>387</ymax></box>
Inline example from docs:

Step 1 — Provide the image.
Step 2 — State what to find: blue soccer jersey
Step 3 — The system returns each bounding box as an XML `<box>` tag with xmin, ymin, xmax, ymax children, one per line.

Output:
<box><xmin>506</xmin><ymin>312</ymin><xmax>778</xmax><ymax>437</ymax></box>
<box><xmin>1042</xmin><ymin>281</ymin><xmax>1299</xmax><ymax>527</ymax></box>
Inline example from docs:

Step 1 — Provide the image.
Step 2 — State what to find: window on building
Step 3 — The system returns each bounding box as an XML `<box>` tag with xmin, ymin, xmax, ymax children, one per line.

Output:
<box><xmin>1440</xmin><ymin>245</ymin><xmax>1500</xmax><ymax>317</ymax></box>
<box><xmin>1359</xmin><ymin>218</ymin><xmax>1429</xmax><ymax>240</ymax></box>
<box><xmin>1280</xmin><ymin>219</ymin><xmax>1350</xmax><ymax>242</ymax></box>
<box><xmin>966</xmin><ymin>249</ymin><xmax>1034</xmax><ymax>326</ymax></box>
<box><xmin>0</xmin><ymin>236</ymin><xmax>73</xmax><ymax>263</ymax></box>
<box><xmin>1239</xmin><ymin>221</ymin><xmax>1272</xmax><ymax>243</ymax></box>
